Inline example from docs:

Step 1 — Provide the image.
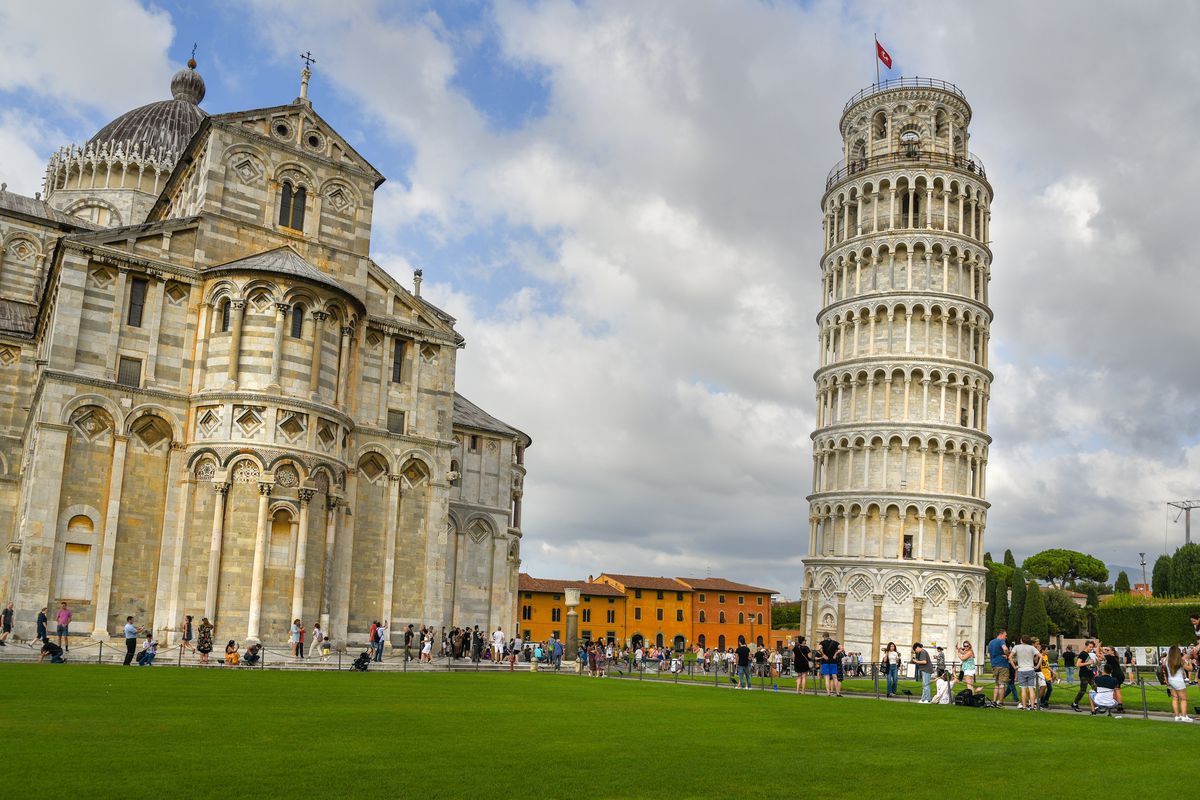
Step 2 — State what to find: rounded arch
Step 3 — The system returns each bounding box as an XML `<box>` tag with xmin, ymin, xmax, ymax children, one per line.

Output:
<box><xmin>124</xmin><ymin>403</ymin><xmax>183</xmax><ymax>441</ymax></box>
<box><xmin>204</xmin><ymin>278</ymin><xmax>242</xmax><ymax>306</ymax></box>
<box><xmin>61</xmin><ymin>394</ymin><xmax>123</xmax><ymax>428</ymax></box>
<box><xmin>61</xmin><ymin>197</ymin><xmax>122</xmax><ymax>227</ymax></box>
<box><xmin>273</xmin><ymin>161</ymin><xmax>317</xmax><ymax>190</ymax></box>
<box><xmin>354</xmin><ymin>443</ymin><xmax>395</xmax><ymax>474</ymax></box>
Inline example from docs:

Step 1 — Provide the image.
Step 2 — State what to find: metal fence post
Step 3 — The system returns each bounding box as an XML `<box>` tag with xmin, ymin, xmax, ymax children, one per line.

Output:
<box><xmin>874</xmin><ymin>663</ymin><xmax>880</xmax><ymax>698</ymax></box>
<box><xmin>1140</xmin><ymin>679</ymin><xmax>1149</xmax><ymax>719</ymax></box>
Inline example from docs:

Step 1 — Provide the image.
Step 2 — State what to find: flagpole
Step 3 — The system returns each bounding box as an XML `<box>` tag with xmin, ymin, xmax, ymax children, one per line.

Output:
<box><xmin>874</xmin><ymin>34</ymin><xmax>880</xmax><ymax>86</ymax></box>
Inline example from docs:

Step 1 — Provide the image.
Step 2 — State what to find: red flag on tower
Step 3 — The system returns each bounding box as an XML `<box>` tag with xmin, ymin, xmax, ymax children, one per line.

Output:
<box><xmin>876</xmin><ymin>38</ymin><xmax>893</xmax><ymax>69</ymax></box>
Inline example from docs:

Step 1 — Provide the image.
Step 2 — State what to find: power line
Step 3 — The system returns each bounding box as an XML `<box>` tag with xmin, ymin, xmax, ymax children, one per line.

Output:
<box><xmin>1167</xmin><ymin>499</ymin><xmax>1200</xmax><ymax>545</ymax></box>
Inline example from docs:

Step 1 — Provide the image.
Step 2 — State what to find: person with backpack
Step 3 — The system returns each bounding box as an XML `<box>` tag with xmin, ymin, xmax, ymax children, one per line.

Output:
<box><xmin>817</xmin><ymin>632</ymin><xmax>843</xmax><ymax>697</ymax></box>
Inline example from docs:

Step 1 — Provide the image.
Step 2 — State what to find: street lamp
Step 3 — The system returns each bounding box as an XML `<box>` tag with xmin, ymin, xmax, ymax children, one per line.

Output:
<box><xmin>1139</xmin><ymin>553</ymin><xmax>1148</xmax><ymax>589</ymax></box>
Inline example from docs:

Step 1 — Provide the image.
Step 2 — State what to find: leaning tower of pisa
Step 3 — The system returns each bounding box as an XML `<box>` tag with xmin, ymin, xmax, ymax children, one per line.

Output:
<box><xmin>800</xmin><ymin>78</ymin><xmax>992</xmax><ymax>658</ymax></box>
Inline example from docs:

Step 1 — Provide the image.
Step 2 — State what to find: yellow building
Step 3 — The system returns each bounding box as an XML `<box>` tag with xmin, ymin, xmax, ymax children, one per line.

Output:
<box><xmin>516</xmin><ymin>574</ymin><xmax>625</xmax><ymax>644</ymax></box>
<box><xmin>594</xmin><ymin>574</ymin><xmax>693</xmax><ymax>650</ymax></box>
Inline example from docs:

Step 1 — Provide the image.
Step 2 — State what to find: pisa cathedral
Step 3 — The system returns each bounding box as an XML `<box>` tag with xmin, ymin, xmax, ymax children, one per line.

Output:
<box><xmin>802</xmin><ymin>79</ymin><xmax>992</xmax><ymax>656</ymax></box>
<box><xmin>0</xmin><ymin>59</ymin><xmax>529</xmax><ymax>646</ymax></box>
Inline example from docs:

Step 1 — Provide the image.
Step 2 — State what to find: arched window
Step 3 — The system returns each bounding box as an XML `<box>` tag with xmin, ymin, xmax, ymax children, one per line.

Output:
<box><xmin>291</xmin><ymin>304</ymin><xmax>305</xmax><ymax>338</ymax></box>
<box><xmin>278</xmin><ymin>181</ymin><xmax>306</xmax><ymax>231</ymax></box>
<box><xmin>738</xmin><ymin>612</ymin><xmax>745</xmax><ymax>624</ymax></box>
<box><xmin>219</xmin><ymin>300</ymin><xmax>231</xmax><ymax>332</ymax></box>
<box><xmin>698</xmin><ymin>610</ymin><xmax>706</xmax><ymax>623</ymax></box>
<box><xmin>757</xmin><ymin>613</ymin><xmax>763</xmax><ymax>624</ymax></box>
<box><xmin>719</xmin><ymin>611</ymin><xmax>725</xmax><ymax>624</ymax></box>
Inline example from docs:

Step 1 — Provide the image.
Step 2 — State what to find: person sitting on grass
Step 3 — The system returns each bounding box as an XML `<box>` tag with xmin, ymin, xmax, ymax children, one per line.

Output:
<box><xmin>1087</xmin><ymin>662</ymin><xmax>1121</xmax><ymax>717</ymax></box>
<box><xmin>39</xmin><ymin>637</ymin><xmax>65</xmax><ymax>663</ymax></box>
<box><xmin>932</xmin><ymin>668</ymin><xmax>952</xmax><ymax>704</ymax></box>
<box><xmin>224</xmin><ymin>640</ymin><xmax>240</xmax><ymax>667</ymax></box>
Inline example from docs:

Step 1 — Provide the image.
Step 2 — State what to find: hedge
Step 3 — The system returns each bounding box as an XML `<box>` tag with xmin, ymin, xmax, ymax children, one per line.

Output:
<box><xmin>1095</xmin><ymin>594</ymin><xmax>1200</xmax><ymax>644</ymax></box>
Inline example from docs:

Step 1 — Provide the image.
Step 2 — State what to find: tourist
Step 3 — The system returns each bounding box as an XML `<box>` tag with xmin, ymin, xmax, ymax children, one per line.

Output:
<box><xmin>368</xmin><ymin>621</ymin><xmax>379</xmax><ymax>659</ymax></box>
<box><xmin>39</xmin><ymin>636</ymin><xmax>64</xmax><ymax>663</ymax></box>
<box><xmin>290</xmin><ymin>619</ymin><xmax>302</xmax><ymax>659</ymax></box>
<box><xmin>56</xmin><ymin>602</ymin><xmax>72</xmax><ymax>651</ymax></box>
<box><xmin>1190</xmin><ymin>612</ymin><xmax>1199</xmax><ymax>642</ymax></box>
<box><xmin>817</xmin><ymin>632</ymin><xmax>842</xmax><ymax>697</ymax></box>
<box><xmin>421</xmin><ymin>628</ymin><xmax>433</xmax><ymax>662</ymax></box>
<box><xmin>36</xmin><ymin>606</ymin><xmax>48</xmax><ymax>642</ymax></box>
<box><xmin>987</xmin><ymin>629</ymin><xmax>1010</xmax><ymax>706</ymax></box>
<box><xmin>509</xmin><ymin>635</ymin><xmax>522</xmax><ymax>671</ymax></box>
<box><xmin>180</xmin><ymin>615</ymin><xmax>195</xmax><ymax>656</ymax></box>
<box><xmin>374</xmin><ymin>621</ymin><xmax>387</xmax><ymax>662</ymax></box>
<box><xmin>552</xmin><ymin>637</ymin><xmax>564</xmax><ymax>670</ymax></box>
<box><xmin>492</xmin><ymin>627</ymin><xmax>505</xmax><ymax>663</ymax></box>
<box><xmin>911</xmin><ymin>642</ymin><xmax>934</xmax><ymax>703</ymax></box>
<box><xmin>1071</xmin><ymin>641</ymin><xmax>1098</xmax><ymax>712</ymax></box>
<box><xmin>243</xmin><ymin>641</ymin><xmax>261</xmax><ymax>666</ymax></box>
<box><xmin>1009</xmin><ymin>635</ymin><xmax>1040</xmax><ymax>711</ymax></box>
<box><xmin>404</xmin><ymin>623</ymin><xmax>415</xmax><ymax>661</ymax></box>
<box><xmin>197</xmin><ymin>617</ymin><xmax>214</xmax><ymax>665</ymax></box>
<box><xmin>1087</xmin><ymin>661</ymin><xmax>1121</xmax><ymax>716</ymax></box>
<box><xmin>932</xmin><ymin>668</ymin><xmax>952</xmax><ymax>704</ymax></box>
<box><xmin>1100</xmin><ymin>645</ymin><xmax>1125</xmax><ymax>713</ymax></box>
<box><xmin>1062</xmin><ymin>646</ymin><xmax>1076</xmax><ymax>684</ymax></box>
<box><xmin>735</xmin><ymin>636</ymin><xmax>752</xmax><ymax>689</ymax></box>
<box><xmin>122</xmin><ymin>616</ymin><xmax>144</xmax><ymax>666</ymax></box>
<box><xmin>224</xmin><ymin>640</ymin><xmax>240</xmax><ymax>666</ymax></box>
<box><xmin>471</xmin><ymin>626</ymin><xmax>483</xmax><ymax>662</ymax></box>
<box><xmin>792</xmin><ymin>637</ymin><xmax>811</xmax><ymax>694</ymax></box>
<box><xmin>882</xmin><ymin>641</ymin><xmax>901</xmax><ymax>697</ymax></box>
<box><xmin>138</xmin><ymin>632</ymin><xmax>158</xmax><ymax>666</ymax></box>
<box><xmin>1035</xmin><ymin>639</ymin><xmax>1056</xmax><ymax>708</ymax></box>
<box><xmin>311</xmin><ymin>623</ymin><xmax>324</xmax><ymax>658</ymax></box>
<box><xmin>754</xmin><ymin>645</ymin><xmax>767</xmax><ymax>679</ymax></box>
<box><xmin>320</xmin><ymin>636</ymin><xmax>332</xmax><ymax>662</ymax></box>
<box><xmin>934</xmin><ymin>646</ymin><xmax>946</xmax><ymax>673</ymax></box>
<box><xmin>957</xmin><ymin>641</ymin><xmax>976</xmax><ymax>691</ymax></box>
<box><xmin>1161</xmin><ymin>645</ymin><xmax>1193</xmax><ymax>722</ymax></box>
<box><xmin>0</xmin><ymin>601</ymin><xmax>13</xmax><ymax>647</ymax></box>
<box><xmin>1123</xmin><ymin>647</ymin><xmax>1133</xmax><ymax>668</ymax></box>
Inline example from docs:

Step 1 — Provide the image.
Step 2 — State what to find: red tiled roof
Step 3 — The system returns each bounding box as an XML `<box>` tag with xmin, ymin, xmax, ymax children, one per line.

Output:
<box><xmin>518</xmin><ymin>574</ymin><xmax>623</xmax><ymax>597</ymax></box>
<box><xmin>676</xmin><ymin>577</ymin><xmax>778</xmax><ymax>594</ymax></box>
<box><xmin>597</xmin><ymin>574</ymin><xmax>691</xmax><ymax>591</ymax></box>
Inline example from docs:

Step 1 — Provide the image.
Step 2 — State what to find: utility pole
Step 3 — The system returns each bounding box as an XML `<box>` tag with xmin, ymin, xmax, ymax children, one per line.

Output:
<box><xmin>1139</xmin><ymin>552</ymin><xmax>1147</xmax><ymax>587</ymax></box>
<box><xmin>1168</xmin><ymin>500</ymin><xmax>1200</xmax><ymax>544</ymax></box>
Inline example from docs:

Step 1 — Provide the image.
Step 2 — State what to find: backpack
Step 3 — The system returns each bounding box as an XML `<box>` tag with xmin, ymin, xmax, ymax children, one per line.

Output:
<box><xmin>953</xmin><ymin>688</ymin><xmax>975</xmax><ymax>706</ymax></box>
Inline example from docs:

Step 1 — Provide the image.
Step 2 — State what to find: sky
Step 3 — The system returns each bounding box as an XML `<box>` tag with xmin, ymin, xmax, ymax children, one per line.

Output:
<box><xmin>2</xmin><ymin>0</ymin><xmax>1198</xmax><ymax>595</ymax></box>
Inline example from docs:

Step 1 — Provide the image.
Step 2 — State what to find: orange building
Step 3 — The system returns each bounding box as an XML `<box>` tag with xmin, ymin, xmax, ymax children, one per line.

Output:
<box><xmin>676</xmin><ymin>577</ymin><xmax>776</xmax><ymax>651</ymax></box>
<box><xmin>516</xmin><ymin>574</ymin><xmax>626</xmax><ymax>645</ymax></box>
<box><xmin>594</xmin><ymin>574</ymin><xmax>693</xmax><ymax>651</ymax></box>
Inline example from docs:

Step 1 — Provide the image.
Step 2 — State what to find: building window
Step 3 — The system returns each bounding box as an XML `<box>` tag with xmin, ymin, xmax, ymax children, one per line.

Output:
<box><xmin>469</xmin><ymin>435</ymin><xmax>480</xmax><ymax>451</ymax></box>
<box><xmin>757</xmin><ymin>613</ymin><xmax>763</xmax><ymax>624</ymax></box>
<box><xmin>699</xmin><ymin>610</ymin><xmax>706</xmax><ymax>623</ymax></box>
<box><xmin>698</xmin><ymin>593</ymin><xmax>705</xmax><ymax>602</ymax></box>
<box><xmin>127</xmin><ymin>277</ymin><xmax>148</xmax><ymax>327</ymax></box>
<box><xmin>58</xmin><ymin>541</ymin><xmax>92</xmax><ymax>600</ymax></box>
<box><xmin>656</xmin><ymin>608</ymin><xmax>663</xmax><ymax>621</ymax></box>
<box><xmin>738</xmin><ymin>612</ymin><xmax>745</xmax><ymax>624</ymax></box>
<box><xmin>291</xmin><ymin>304</ymin><xmax>305</xmax><ymax>338</ymax></box>
<box><xmin>279</xmin><ymin>181</ymin><xmax>306</xmax><ymax>231</ymax></box>
<box><xmin>757</xmin><ymin>596</ymin><xmax>764</xmax><ymax>605</ymax></box>
<box><xmin>607</xmin><ymin>598</ymin><xmax>615</xmax><ymax>604</ymax></box>
<box><xmin>523</xmin><ymin>592</ymin><xmax>532</xmax><ymax>599</ymax></box>
<box><xmin>581</xmin><ymin>630</ymin><xmax>592</xmax><ymax>642</ymax></box>
<box><xmin>220</xmin><ymin>300</ymin><xmax>231</xmax><ymax>332</ymax></box>
<box><xmin>450</xmin><ymin>460</ymin><xmax>460</xmax><ymax>486</ymax></box>
<box><xmin>392</xmin><ymin>339</ymin><xmax>405</xmax><ymax>382</ymax></box>
<box><xmin>117</xmin><ymin>356</ymin><xmax>142</xmax><ymax>388</ymax></box>
<box><xmin>515</xmin><ymin>443</ymin><xmax>525</xmax><ymax>465</ymax></box>
<box><xmin>634</xmin><ymin>589</ymin><xmax>642</xmax><ymax>599</ymax></box>
<box><xmin>634</xmin><ymin>607</ymin><xmax>642</xmax><ymax>620</ymax></box>
<box><xmin>719</xmin><ymin>594</ymin><xmax>726</xmax><ymax>604</ymax></box>
<box><xmin>606</xmin><ymin>610</ymin><xmax>615</xmax><ymax>623</ymax></box>
<box><xmin>582</xmin><ymin>596</ymin><xmax>590</xmax><ymax>603</ymax></box>
<box><xmin>521</xmin><ymin>605</ymin><xmax>532</xmax><ymax>620</ymax></box>
<box><xmin>386</xmin><ymin>410</ymin><xmax>405</xmax><ymax>435</ymax></box>
<box><xmin>738</xmin><ymin>595</ymin><xmax>745</xmax><ymax>605</ymax></box>
<box><xmin>582</xmin><ymin>609</ymin><xmax>591</xmax><ymax>623</ymax></box>
<box><xmin>551</xmin><ymin>608</ymin><xmax>561</xmax><ymax>622</ymax></box>
<box><xmin>719</xmin><ymin>611</ymin><xmax>726</xmax><ymax>623</ymax></box>
<box><xmin>676</xmin><ymin>609</ymin><xmax>683</xmax><ymax>622</ymax></box>
<box><xmin>676</xmin><ymin>591</ymin><xmax>684</xmax><ymax>601</ymax></box>
<box><xmin>656</xmin><ymin>590</ymin><xmax>664</xmax><ymax>600</ymax></box>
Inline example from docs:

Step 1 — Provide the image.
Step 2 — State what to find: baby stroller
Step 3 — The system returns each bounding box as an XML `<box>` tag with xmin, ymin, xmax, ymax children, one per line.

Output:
<box><xmin>351</xmin><ymin>650</ymin><xmax>371</xmax><ymax>672</ymax></box>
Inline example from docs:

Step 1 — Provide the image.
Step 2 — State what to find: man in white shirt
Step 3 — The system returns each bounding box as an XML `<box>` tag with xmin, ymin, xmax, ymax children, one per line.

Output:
<box><xmin>1009</xmin><ymin>635</ymin><xmax>1042</xmax><ymax>711</ymax></box>
<box><xmin>492</xmin><ymin>628</ymin><xmax>505</xmax><ymax>662</ymax></box>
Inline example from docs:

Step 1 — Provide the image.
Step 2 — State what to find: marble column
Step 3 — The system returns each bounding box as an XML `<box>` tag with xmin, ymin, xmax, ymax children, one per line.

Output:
<box><xmin>91</xmin><ymin>433</ymin><xmax>128</xmax><ymax>638</ymax></box>
<box><xmin>226</xmin><ymin>300</ymin><xmax>246</xmax><ymax>389</ymax></box>
<box><xmin>204</xmin><ymin>481</ymin><xmax>229</xmax><ymax>621</ymax></box>
<box><xmin>871</xmin><ymin>594</ymin><xmax>884</xmax><ymax>661</ymax></box>
<box><xmin>835</xmin><ymin>591</ymin><xmax>848</xmax><ymax>645</ymax></box>
<box><xmin>269</xmin><ymin>302</ymin><xmax>288</xmax><ymax>389</ymax></box>
<box><xmin>564</xmin><ymin>587</ymin><xmax>580</xmax><ymax>662</ymax></box>
<box><xmin>946</xmin><ymin>599</ymin><xmax>960</xmax><ymax>648</ymax></box>
<box><xmin>335</xmin><ymin>324</ymin><xmax>352</xmax><ymax>406</ymax></box>
<box><xmin>308</xmin><ymin>310</ymin><xmax>327</xmax><ymax>400</ymax></box>
<box><xmin>151</xmin><ymin>442</ymin><xmax>186</xmax><ymax>640</ymax></box>
<box><xmin>191</xmin><ymin>302</ymin><xmax>211</xmax><ymax>393</ymax></box>
<box><xmin>911</xmin><ymin>596</ymin><xmax>925</xmax><ymax>646</ymax></box>
<box><xmin>163</xmin><ymin>458</ymin><xmax>193</xmax><ymax>645</ymax></box>
<box><xmin>318</xmin><ymin>494</ymin><xmax>340</xmax><ymax>630</ymax></box>
<box><xmin>380</xmin><ymin>475</ymin><xmax>401</xmax><ymax>634</ymax></box>
<box><xmin>290</xmin><ymin>488</ymin><xmax>315</xmax><ymax>621</ymax></box>
<box><xmin>247</xmin><ymin>480</ymin><xmax>274</xmax><ymax>639</ymax></box>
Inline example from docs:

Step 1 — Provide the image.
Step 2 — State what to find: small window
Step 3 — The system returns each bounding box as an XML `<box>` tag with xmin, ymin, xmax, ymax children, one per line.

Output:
<box><xmin>606</xmin><ymin>610</ymin><xmax>615</xmax><ymax>623</ymax></box>
<box><xmin>220</xmin><ymin>300</ymin><xmax>231</xmax><ymax>332</ymax></box>
<box><xmin>699</xmin><ymin>610</ymin><xmax>706</xmax><ymax>623</ymax></box>
<box><xmin>291</xmin><ymin>304</ymin><xmax>305</xmax><ymax>338</ymax></box>
<box><xmin>698</xmin><ymin>593</ymin><xmax>705</xmax><ymax>602</ymax></box>
<box><xmin>386</xmin><ymin>410</ymin><xmax>405</xmax><ymax>435</ymax></box>
<box><xmin>279</xmin><ymin>182</ymin><xmax>306</xmax><ymax>231</ymax></box>
<box><xmin>523</xmin><ymin>592</ymin><xmax>532</xmax><ymax>599</ymax></box>
<box><xmin>676</xmin><ymin>591</ymin><xmax>684</xmax><ymax>601</ymax></box>
<box><xmin>521</xmin><ymin>605</ymin><xmax>531</xmax><ymax>620</ymax></box>
<box><xmin>552</xmin><ymin>630</ymin><xmax>561</xmax><ymax>639</ymax></box>
<box><xmin>117</xmin><ymin>356</ymin><xmax>142</xmax><ymax>388</ymax></box>
<box><xmin>757</xmin><ymin>596</ymin><xmax>764</xmax><ymax>605</ymax></box>
<box><xmin>607</xmin><ymin>598</ymin><xmax>614</xmax><ymax>604</ymax></box>
<box><xmin>656</xmin><ymin>590</ymin><xmax>664</xmax><ymax>600</ymax></box>
<box><xmin>634</xmin><ymin>607</ymin><xmax>642</xmax><ymax>620</ymax></box>
<box><xmin>552</xmin><ymin>594</ymin><xmax>560</xmax><ymax>601</ymax></box>
<box><xmin>719</xmin><ymin>594</ymin><xmax>726</xmax><ymax>604</ymax></box>
<box><xmin>582</xmin><ymin>596</ymin><xmax>590</xmax><ymax>603</ymax></box>
<box><xmin>582</xmin><ymin>609</ymin><xmax>591</xmax><ymax>623</ymax></box>
<box><xmin>757</xmin><ymin>613</ymin><xmax>763</xmax><ymax>624</ymax></box>
<box><xmin>719</xmin><ymin>611</ymin><xmax>726</xmax><ymax>623</ymax></box>
<box><xmin>738</xmin><ymin>595</ymin><xmax>745</xmax><ymax>605</ymax></box>
<box><xmin>739</xmin><ymin>612</ymin><xmax>745</xmax><ymax>624</ymax></box>
<box><xmin>580</xmin><ymin>630</ymin><xmax>591</xmax><ymax>641</ymax></box>
<box><xmin>392</xmin><ymin>339</ymin><xmax>405</xmax><ymax>382</ymax></box>
<box><xmin>469</xmin><ymin>435</ymin><xmax>480</xmax><ymax>452</ymax></box>
<box><xmin>127</xmin><ymin>277</ymin><xmax>148</xmax><ymax>327</ymax></box>
<box><xmin>515</xmin><ymin>443</ymin><xmax>525</xmax><ymax>465</ymax></box>
<box><xmin>634</xmin><ymin>589</ymin><xmax>642</xmax><ymax>599</ymax></box>
<box><xmin>551</xmin><ymin>608</ymin><xmax>561</xmax><ymax>622</ymax></box>
<box><xmin>656</xmin><ymin>609</ymin><xmax>664</xmax><ymax>621</ymax></box>
<box><xmin>676</xmin><ymin>609</ymin><xmax>683</xmax><ymax>622</ymax></box>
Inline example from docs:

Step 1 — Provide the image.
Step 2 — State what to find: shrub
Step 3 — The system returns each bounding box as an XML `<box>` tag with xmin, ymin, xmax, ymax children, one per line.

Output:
<box><xmin>1095</xmin><ymin>593</ymin><xmax>1200</xmax><ymax>645</ymax></box>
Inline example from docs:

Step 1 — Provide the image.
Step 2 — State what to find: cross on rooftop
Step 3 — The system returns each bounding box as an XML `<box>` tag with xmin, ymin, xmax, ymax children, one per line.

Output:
<box><xmin>301</xmin><ymin>51</ymin><xmax>316</xmax><ymax>69</ymax></box>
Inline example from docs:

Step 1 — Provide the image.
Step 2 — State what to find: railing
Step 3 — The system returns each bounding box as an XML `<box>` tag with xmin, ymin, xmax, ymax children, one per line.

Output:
<box><xmin>826</xmin><ymin>150</ymin><xmax>987</xmax><ymax>190</ymax></box>
<box><xmin>843</xmin><ymin>77</ymin><xmax>967</xmax><ymax>112</ymax></box>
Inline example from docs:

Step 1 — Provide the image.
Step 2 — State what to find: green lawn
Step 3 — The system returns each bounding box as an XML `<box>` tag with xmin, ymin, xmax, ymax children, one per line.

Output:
<box><xmin>2</xmin><ymin>665</ymin><xmax>1195</xmax><ymax>797</ymax></box>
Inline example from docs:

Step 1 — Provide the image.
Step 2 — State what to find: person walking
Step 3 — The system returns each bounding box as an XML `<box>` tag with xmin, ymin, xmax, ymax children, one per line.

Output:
<box><xmin>310</xmin><ymin>623</ymin><xmax>324</xmax><ymax>660</ymax></box>
<box><xmin>290</xmin><ymin>619</ymin><xmax>302</xmax><ymax>660</ymax></box>
<box><xmin>986</xmin><ymin>629</ymin><xmax>1011</xmax><ymax>707</ymax></box>
<box><xmin>0</xmin><ymin>601</ymin><xmax>13</xmax><ymax>647</ymax></box>
<box><xmin>957</xmin><ymin>641</ymin><xmax>977</xmax><ymax>691</ymax></box>
<box><xmin>1162</xmin><ymin>645</ymin><xmax>1193</xmax><ymax>722</ymax></box>
<box><xmin>180</xmin><ymin>615</ymin><xmax>195</xmax><ymax>656</ymax></box>
<box><xmin>1071</xmin><ymin>641</ymin><xmax>1098</xmax><ymax>712</ymax></box>
<box><xmin>912</xmin><ymin>642</ymin><xmax>934</xmax><ymax>703</ymax></box>
<box><xmin>882</xmin><ymin>641</ymin><xmax>901</xmax><ymax>697</ymax></box>
<box><xmin>55</xmin><ymin>602</ymin><xmax>72</xmax><ymax>651</ymax></box>
<box><xmin>1009</xmin><ymin>635</ymin><xmax>1040</xmax><ymax>711</ymax></box>
<box><xmin>197</xmin><ymin>617</ymin><xmax>214</xmax><ymax>665</ymax></box>
<box><xmin>404</xmin><ymin>624</ymin><xmax>415</xmax><ymax>662</ymax></box>
<box><xmin>792</xmin><ymin>636</ymin><xmax>812</xmax><ymax>694</ymax></box>
<box><xmin>36</xmin><ymin>606</ymin><xmax>48</xmax><ymax>642</ymax></box>
<box><xmin>122</xmin><ymin>616</ymin><xmax>144</xmax><ymax>666</ymax></box>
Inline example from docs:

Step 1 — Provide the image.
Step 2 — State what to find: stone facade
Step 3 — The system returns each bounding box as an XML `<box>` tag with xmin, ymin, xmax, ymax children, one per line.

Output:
<box><xmin>801</xmin><ymin>78</ymin><xmax>992</xmax><ymax>657</ymax></box>
<box><xmin>0</xmin><ymin>62</ymin><xmax>529</xmax><ymax>647</ymax></box>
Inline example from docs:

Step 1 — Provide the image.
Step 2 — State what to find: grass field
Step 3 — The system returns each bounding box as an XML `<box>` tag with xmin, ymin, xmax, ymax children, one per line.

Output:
<box><xmin>2</xmin><ymin>665</ymin><xmax>1193</xmax><ymax>797</ymax></box>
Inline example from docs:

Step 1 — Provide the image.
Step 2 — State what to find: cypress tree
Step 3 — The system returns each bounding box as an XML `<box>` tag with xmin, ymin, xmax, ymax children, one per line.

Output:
<box><xmin>1170</xmin><ymin>543</ymin><xmax>1200</xmax><ymax>597</ymax></box>
<box><xmin>984</xmin><ymin>551</ymin><xmax>994</xmax><ymax>564</ymax></box>
<box><xmin>992</xmin><ymin>584</ymin><xmax>1009</xmax><ymax>637</ymax></box>
<box><xmin>1020</xmin><ymin>580</ymin><xmax>1050</xmax><ymax>644</ymax></box>
<box><xmin>984</xmin><ymin>570</ymin><xmax>997</xmax><ymax>639</ymax></box>
<box><xmin>1009</xmin><ymin>568</ymin><xmax>1026</xmax><ymax>640</ymax></box>
<box><xmin>1003</xmin><ymin>549</ymin><xmax>1016</xmax><ymax>570</ymax></box>
<box><xmin>1152</xmin><ymin>554</ymin><xmax>1172</xmax><ymax>598</ymax></box>
<box><xmin>1113</xmin><ymin>571</ymin><xmax>1131</xmax><ymax>593</ymax></box>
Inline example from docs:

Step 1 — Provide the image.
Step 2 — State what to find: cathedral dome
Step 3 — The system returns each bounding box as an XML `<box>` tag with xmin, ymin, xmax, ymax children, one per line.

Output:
<box><xmin>87</xmin><ymin>59</ymin><xmax>208</xmax><ymax>155</ymax></box>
